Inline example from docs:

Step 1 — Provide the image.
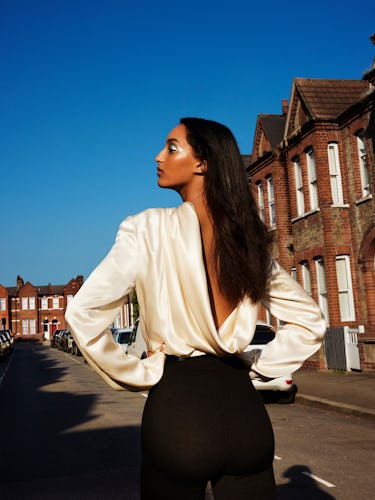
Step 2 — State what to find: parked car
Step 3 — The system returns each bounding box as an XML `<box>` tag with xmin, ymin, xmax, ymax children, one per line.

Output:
<box><xmin>126</xmin><ymin>320</ymin><xmax>147</xmax><ymax>359</ymax></box>
<box><xmin>61</xmin><ymin>331</ymin><xmax>74</xmax><ymax>352</ymax></box>
<box><xmin>56</xmin><ymin>330</ymin><xmax>69</xmax><ymax>350</ymax></box>
<box><xmin>0</xmin><ymin>332</ymin><xmax>10</xmax><ymax>360</ymax></box>
<box><xmin>0</xmin><ymin>329</ymin><xmax>14</xmax><ymax>352</ymax></box>
<box><xmin>51</xmin><ymin>330</ymin><xmax>63</xmax><ymax>348</ymax></box>
<box><xmin>69</xmin><ymin>337</ymin><xmax>81</xmax><ymax>356</ymax></box>
<box><xmin>112</xmin><ymin>327</ymin><xmax>133</xmax><ymax>353</ymax></box>
<box><xmin>241</xmin><ymin>321</ymin><xmax>297</xmax><ymax>404</ymax></box>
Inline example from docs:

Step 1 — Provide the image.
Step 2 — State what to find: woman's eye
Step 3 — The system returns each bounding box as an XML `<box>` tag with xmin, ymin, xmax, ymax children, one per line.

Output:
<box><xmin>168</xmin><ymin>144</ymin><xmax>178</xmax><ymax>153</ymax></box>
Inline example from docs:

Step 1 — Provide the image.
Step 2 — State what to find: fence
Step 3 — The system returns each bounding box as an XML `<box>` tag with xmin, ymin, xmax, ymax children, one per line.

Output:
<box><xmin>324</xmin><ymin>326</ymin><xmax>361</xmax><ymax>371</ymax></box>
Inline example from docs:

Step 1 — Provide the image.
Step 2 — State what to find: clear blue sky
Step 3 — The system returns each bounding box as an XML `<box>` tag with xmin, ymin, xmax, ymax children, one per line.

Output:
<box><xmin>1</xmin><ymin>0</ymin><xmax>374</xmax><ymax>287</ymax></box>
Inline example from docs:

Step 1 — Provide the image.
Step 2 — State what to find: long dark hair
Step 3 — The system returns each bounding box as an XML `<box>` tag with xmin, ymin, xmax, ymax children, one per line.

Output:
<box><xmin>180</xmin><ymin>117</ymin><xmax>273</xmax><ymax>304</ymax></box>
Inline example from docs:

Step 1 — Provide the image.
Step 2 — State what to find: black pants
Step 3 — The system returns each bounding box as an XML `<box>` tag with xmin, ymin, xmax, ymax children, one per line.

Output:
<box><xmin>141</xmin><ymin>355</ymin><xmax>276</xmax><ymax>499</ymax></box>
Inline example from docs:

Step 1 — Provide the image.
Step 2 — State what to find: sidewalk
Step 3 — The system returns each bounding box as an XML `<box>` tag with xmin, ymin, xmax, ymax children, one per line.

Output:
<box><xmin>293</xmin><ymin>369</ymin><xmax>375</xmax><ymax>421</ymax></box>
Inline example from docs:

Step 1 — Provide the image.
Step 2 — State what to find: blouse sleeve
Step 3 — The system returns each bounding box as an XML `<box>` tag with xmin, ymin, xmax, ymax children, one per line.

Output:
<box><xmin>65</xmin><ymin>216</ymin><xmax>165</xmax><ymax>391</ymax></box>
<box><xmin>250</xmin><ymin>261</ymin><xmax>326</xmax><ymax>379</ymax></box>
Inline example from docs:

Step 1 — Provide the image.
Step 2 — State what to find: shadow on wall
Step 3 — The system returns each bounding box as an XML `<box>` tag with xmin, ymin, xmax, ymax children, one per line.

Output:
<box><xmin>277</xmin><ymin>465</ymin><xmax>336</xmax><ymax>499</ymax></box>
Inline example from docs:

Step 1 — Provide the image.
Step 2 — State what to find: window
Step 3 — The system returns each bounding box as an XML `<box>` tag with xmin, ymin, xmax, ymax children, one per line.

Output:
<box><xmin>22</xmin><ymin>320</ymin><xmax>29</xmax><ymax>334</ymax></box>
<box><xmin>265</xmin><ymin>309</ymin><xmax>272</xmax><ymax>325</ymax></box>
<box><xmin>22</xmin><ymin>319</ymin><xmax>36</xmax><ymax>335</ymax></box>
<box><xmin>29</xmin><ymin>297</ymin><xmax>36</xmax><ymax>310</ymax></box>
<box><xmin>257</xmin><ymin>182</ymin><xmax>265</xmax><ymax>222</ymax></box>
<box><xmin>267</xmin><ymin>176</ymin><xmax>276</xmax><ymax>227</ymax></box>
<box><xmin>301</xmin><ymin>261</ymin><xmax>312</xmax><ymax>295</ymax></box>
<box><xmin>22</xmin><ymin>297</ymin><xmax>28</xmax><ymax>310</ymax></box>
<box><xmin>306</xmin><ymin>148</ymin><xmax>318</xmax><ymax>210</ymax></box>
<box><xmin>356</xmin><ymin>133</ymin><xmax>370</xmax><ymax>197</ymax></box>
<box><xmin>293</xmin><ymin>157</ymin><xmax>305</xmax><ymax>215</ymax></box>
<box><xmin>336</xmin><ymin>255</ymin><xmax>355</xmax><ymax>321</ymax></box>
<box><xmin>53</xmin><ymin>297</ymin><xmax>59</xmax><ymax>309</ymax></box>
<box><xmin>315</xmin><ymin>258</ymin><xmax>329</xmax><ymax>323</ymax></box>
<box><xmin>0</xmin><ymin>298</ymin><xmax>6</xmax><ymax>311</ymax></box>
<box><xmin>41</xmin><ymin>297</ymin><xmax>48</xmax><ymax>310</ymax></box>
<box><xmin>67</xmin><ymin>294</ymin><xmax>73</xmax><ymax>304</ymax></box>
<box><xmin>29</xmin><ymin>319</ymin><xmax>36</xmax><ymax>334</ymax></box>
<box><xmin>291</xmin><ymin>268</ymin><xmax>297</xmax><ymax>281</ymax></box>
<box><xmin>328</xmin><ymin>143</ymin><xmax>343</xmax><ymax>205</ymax></box>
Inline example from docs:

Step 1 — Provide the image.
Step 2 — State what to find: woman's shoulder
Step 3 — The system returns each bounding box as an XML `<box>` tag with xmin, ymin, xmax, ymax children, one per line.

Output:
<box><xmin>121</xmin><ymin>202</ymin><xmax>195</xmax><ymax>227</ymax></box>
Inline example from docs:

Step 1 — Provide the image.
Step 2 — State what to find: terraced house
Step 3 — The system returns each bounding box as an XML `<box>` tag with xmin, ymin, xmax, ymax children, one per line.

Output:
<box><xmin>248</xmin><ymin>43</ymin><xmax>375</xmax><ymax>373</ymax></box>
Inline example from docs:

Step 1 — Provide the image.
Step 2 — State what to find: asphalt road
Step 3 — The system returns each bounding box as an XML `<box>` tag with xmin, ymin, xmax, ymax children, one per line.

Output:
<box><xmin>1</xmin><ymin>343</ymin><xmax>374</xmax><ymax>499</ymax></box>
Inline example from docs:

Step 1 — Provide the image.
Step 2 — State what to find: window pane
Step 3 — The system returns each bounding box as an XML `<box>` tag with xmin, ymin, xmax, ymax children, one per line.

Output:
<box><xmin>336</xmin><ymin>259</ymin><xmax>348</xmax><ymax>289</ymax></box>
<box><xmin>29</xmin><ymin>297</ymin><xmax>35</xmax><ymax>310</ymax></box>
<box><xmin>338</xmin><ymin>292</ymin><xmax>350</xmax><ymax>320</ymax></box>
<box><xmin>30</xmin><ymin>320</ymin><xmax>36</xmax><ymax>334</ymax></box>
<box><xmin>22</xmin><ymin>320</ymin><xmax>28</xmax><ymax>334</ymax></box>
<box><xmin>22</xmin><ymin>297</ymin><xmax>28</xmax><ymax>310</ymax></box>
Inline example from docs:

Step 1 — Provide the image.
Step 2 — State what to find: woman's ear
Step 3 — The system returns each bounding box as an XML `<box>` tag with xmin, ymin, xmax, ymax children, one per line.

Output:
<box><xmin>194</xmin><ymin>160</ymin><xmax>207</xmax><ymax>176</ymax></box>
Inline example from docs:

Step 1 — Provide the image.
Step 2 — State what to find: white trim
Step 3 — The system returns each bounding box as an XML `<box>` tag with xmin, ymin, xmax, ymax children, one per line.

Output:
<box><xmin>315</xmin><ymin>258</ymin><xmax>329</xmax><ymax>324</ymax></box>
<box><xmin>293</xmin><ymin>157</ymin><xmax>305</xmax><ymax>216</ymax></box>
<box><xmin>335</xmin><ymin>255</ymin><xmax>355</xmax><ymax>321</ymax></box>
<box><xmin>328</xmin><ymin>143</ymin><xmax>343</xmax><ymax>205</ymax></box>
<box><xmin>306</xmin><ymin>148</ymin><xmax>319</xmax><ymax>210</ymax></box>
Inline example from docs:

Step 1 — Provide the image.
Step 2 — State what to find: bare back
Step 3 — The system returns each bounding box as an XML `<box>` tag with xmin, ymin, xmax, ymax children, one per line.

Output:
<box><xmin>200</xmin><ymin>222</ymin><xmax>237</xmax><ymax>329</ymax></box>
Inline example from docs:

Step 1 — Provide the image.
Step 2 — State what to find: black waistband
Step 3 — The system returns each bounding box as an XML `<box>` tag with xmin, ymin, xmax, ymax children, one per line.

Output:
<box><xmin>165</xmin><ymin>353</ymin><xmax>245</xmax><ymax>369</ymax></box>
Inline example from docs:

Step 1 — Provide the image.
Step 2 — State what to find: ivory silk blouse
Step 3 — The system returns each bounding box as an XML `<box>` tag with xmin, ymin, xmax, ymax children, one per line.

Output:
<box><xmin>65</xmin><ymin>202</ymin><xmax>326</xmax><ymax>391</ymax></box>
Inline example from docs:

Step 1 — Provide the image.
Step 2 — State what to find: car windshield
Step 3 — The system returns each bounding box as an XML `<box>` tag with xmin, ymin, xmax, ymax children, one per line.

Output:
<box><xmin>118</xmin><ymin>331</ymin><xmax>132</xmax><ymax>344</ymax></box>
<box><xmin>251</xmin><ymin>329</ymin><xmax>275</xmax><ymax>345</ymax></box>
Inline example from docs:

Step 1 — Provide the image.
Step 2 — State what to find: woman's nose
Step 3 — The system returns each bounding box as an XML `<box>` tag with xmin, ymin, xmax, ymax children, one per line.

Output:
<box><xmin>155</xmin><ymin>148</ymin><xmax>164</xmax><ymax>163</ymax></box>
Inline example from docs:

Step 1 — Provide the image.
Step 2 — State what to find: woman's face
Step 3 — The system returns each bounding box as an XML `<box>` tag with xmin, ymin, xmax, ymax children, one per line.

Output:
<box><xmin>155</xmin><ymin>124</ymin><xmax>204</xmax><ymax>199</ymax></box>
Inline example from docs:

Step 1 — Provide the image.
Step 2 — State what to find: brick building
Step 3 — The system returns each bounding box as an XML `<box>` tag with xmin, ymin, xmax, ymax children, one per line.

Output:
<box><xmin>0</xmin><ymin>275</ymin><xmax>84</xmax><ymax>340</ymax></box>
<box><xmin>0</xmin><ymin>275</ymin><xmax>135</xmax><ymax>340</ymax></box>
<box><xmin>247</xmin><ymin>51</ymin><xmax>375</xmax><ymax>372</ymax></box>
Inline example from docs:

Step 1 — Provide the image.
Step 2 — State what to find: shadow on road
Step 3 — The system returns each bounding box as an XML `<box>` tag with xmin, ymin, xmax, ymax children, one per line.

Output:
<box><xmin>0</xmin><ymin>343</ymin><xmax>142</xmax><ymax>500</ymax></box>
<box><xmin>277</xmin><ymin>465</ymin><xmax>336</xmax><ymax>499</ymax></box>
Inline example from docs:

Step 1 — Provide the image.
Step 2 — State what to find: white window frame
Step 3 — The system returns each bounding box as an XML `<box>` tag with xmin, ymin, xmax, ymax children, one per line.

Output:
<box><xmin>293</xmin><ymin>157</ymin><xmax>305</xmax><ymax>215</ymax></box>
<box><xmin>41</xmin><ymin>297</ymin><xmax>48</xmax><ymax>310</ymax></box>
<box><xmin>335</xmin><ymin>255</ymin><xmax>355</xmax><ymax>321</ymax></box>
<box><xmin>315</xmin><ymin>258</ymin><xmax>329</xmax><ymax>324</ymax></box>
<box><xmin>291</xmin><ymin>268</ymin><xmax>297</xmax><ymax>281</ymax></box>
<box><xmin>29</xmin><ymin>297</ymin><xmax>36</xmax><ymax>310</ymax></box>
<box><xmin>356</xmin><ymin>133</ymin><xmax>370</xmax><ymax>198</ymax></box>
<box><xmin>267</xmin><ymin>176</ymin><xmax>276</xmax><ymax>227</ymax></box>
<box><xmin>306</xmin><ymin>148</ymin><xmax>318</xmax><ymax>210</ymax></box>
<box><xmin>257</xmin><ymin>182</ymin><xmax>265</xmax><ymax>222</ymax></box>
<box><xmin>301</xmin><ymin>261</ymin><xmax>312</xmax><ymax>295</ymax></box>
<box><xmin>29</xmin><ymin>319</ymin><xmax>36</xmax><ymax>335</ymax></box>
<box><xmin>22</xmin><ymin>297</ymin><xmax>28</xmax><ymax>310</ymax></box>
<box><xmin>22</xmin><ymin>319</ymin><xmax>29</xmax><ymax>334</ymax></box>
<box><xmin>328</xmin><ymin>143</ymin><xmax>344</xmax><ymax>205</ymax></box>
<box><xmin>52</xmin><ymin>297</ymin><xmax>59</xmax><ymax>309</ymax></box>
<box><xmin>265</xmin><ymin>309</ymin><xmax>272</xmax><ymax>325</ymax></box>
<box><xmin>0</xmin><ymin>298</ymin><xmax>6</xmax><ymax>311</ymax></box>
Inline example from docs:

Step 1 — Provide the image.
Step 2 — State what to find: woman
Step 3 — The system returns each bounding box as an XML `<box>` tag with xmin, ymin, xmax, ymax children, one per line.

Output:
<box><xmin>66</xmin><ymin>118</ymin><xmax>326</xmax><ymax>499</ymax></box>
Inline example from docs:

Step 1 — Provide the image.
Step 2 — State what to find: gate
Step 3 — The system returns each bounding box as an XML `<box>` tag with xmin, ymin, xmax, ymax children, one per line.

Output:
<box><xmin>324</xmin><ymin>326</ymin><xmax>361</xmax><ymax>371</ymax></box>
<box><xmin>324</xmin><ymin>327</ymin><xmax>346</xmax><ymax>370</ymax></box>
<box><xmin>344</xmin><ymin>327</ymin><xmax>361</xmax><ymax>371</ymax></box>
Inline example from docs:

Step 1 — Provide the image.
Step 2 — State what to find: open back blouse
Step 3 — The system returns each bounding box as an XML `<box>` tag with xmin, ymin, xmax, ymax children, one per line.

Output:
<box><xmin>65</xmin><ymin>202</ymin><xmax>326</xmax><ymax>390</ymax></box>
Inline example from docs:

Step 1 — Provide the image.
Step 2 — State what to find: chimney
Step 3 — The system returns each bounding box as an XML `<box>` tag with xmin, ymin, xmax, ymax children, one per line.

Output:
<box><xmin>16</xmin><ymin>275</ymin><xmax>24</xmax><ymax>291</ymax></box>
<box><xmin>282</xmin><ymin>99</ymin><xmax>289</xmax><ymax>115</ymax></box>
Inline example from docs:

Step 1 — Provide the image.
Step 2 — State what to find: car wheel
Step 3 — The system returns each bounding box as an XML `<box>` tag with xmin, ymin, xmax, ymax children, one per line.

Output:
<box><xmin>277</xmin><ymin>385</ymin><xmax>297</xmax><ymax>404</ymax></box>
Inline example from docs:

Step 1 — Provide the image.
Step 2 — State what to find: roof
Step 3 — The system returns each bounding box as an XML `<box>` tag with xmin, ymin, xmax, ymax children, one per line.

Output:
<box><xmin>295</xmin><ymin>78</ymin><xmax>370</xmax><ymax>119</ymax></box>
<box><xmin>259</xmin><ymin>114</ymin><xmax>286</xmax><ymax>148</ymax></box>
<box><xmin>6</xmin><ymin>284</ymin><xmax>66</xmax><ymax>296</ymax></box>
